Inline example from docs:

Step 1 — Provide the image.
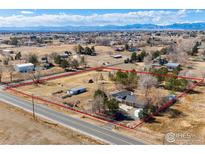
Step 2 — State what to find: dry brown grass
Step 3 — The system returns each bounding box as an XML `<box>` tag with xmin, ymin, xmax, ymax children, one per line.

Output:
<box><xmin>17</xmin><ymin>70</ymin><xmax>117</xmax><ymax>110</ymax></box>
<box><xmin>141</xmin><ymin>85</ymin><xmax>205</xmax><ymax>144</ymax></box>
<box><xmin>0</xmin><ymin>101</ymin><xmax>104</xmax><ymax>145</ymax></box>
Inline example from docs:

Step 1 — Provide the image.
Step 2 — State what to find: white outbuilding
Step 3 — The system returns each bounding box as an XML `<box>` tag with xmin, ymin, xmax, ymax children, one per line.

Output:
<box><xmin>15</xmin><ymin>63</ymin><xmax>34</xmax><ymax>73</ymax></box>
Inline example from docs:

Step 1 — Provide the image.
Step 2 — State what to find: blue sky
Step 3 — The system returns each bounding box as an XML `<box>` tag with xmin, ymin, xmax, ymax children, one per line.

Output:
<box><xmin>0</xmin><ymin>9</ymin><xmax>204</xmax><ymax>27</ymax></box>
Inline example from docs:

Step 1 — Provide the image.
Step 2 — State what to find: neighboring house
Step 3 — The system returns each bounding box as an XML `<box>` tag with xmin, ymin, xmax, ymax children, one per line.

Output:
<box><xmin>59</xmin><ymin>53</ymin><xmax>69</xmax><ymax>59</ymax></box>
<box><xmin>15</xmin><ymin>63</ymin><xmax>34</xmax><ymax>73</ymax></box>
<box><xmin>2</xmin><ymin>49</ymin><xmax>14</xmax><ymax>56</ymax></box>
<box><xmin>128</xmin><ymin>47</ymin><xmax>137</xmax><ymax>52</ymax></box>
<box><xmin>112</xmin><ymin>54</ymin><xmax>122</xmax><ymax>59</ymax></box>
<box><xmin>67</xmin><ymin>86</ymin><xmax>87</xmax><ymax>95</ymax></box>
<box><xmin>165</xmin><ymin>62</ymin><xmax>180</xmax><ymax>71</ymax></box>
<box><xmin>115</xmin><ymin>47</ymin><xmax>124</xmax><ymax>52</ymax></box>
<box><xmin>151</xmin><ymin>57</ymin><xmax>168</xmax><ymax>69</ymax></box>
<box><xmin>112</xmin><ymin>90</ymin><xmax>146</xmax><ymax>108</ymax></box>
<box><xmin>153</xmin><ymin>56</ymin><xmax>168</xmax><ymax>65</ymax></box>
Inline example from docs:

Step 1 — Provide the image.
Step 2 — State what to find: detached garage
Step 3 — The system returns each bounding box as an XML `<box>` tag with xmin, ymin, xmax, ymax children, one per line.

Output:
<box><xmin>15</xmin><ymin>63</ymin><xmax>34</xmax><ymax>73</ymax></box>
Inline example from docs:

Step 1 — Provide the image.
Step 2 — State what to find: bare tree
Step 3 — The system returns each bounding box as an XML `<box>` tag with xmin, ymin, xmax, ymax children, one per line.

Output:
<box><xmin>144</xmin><ymin>54</ymin><xmax>152</xmax><ymax>66</ymax></box>
<box><xmin>148</xmin><ymin>88</ymin><xmax>164</xmax><ymax>108</ymax></box>
<box><xmin>200</xmin><ymin>70</ymin><xmax>205</xmax><ymax>79</ymax></box>
<box><xmin>92</xmin><ymin>95</ymin><xmax>105</xmax><ymax>113</ymax></box>
<box><xmin>6</xmin><ymin>65</ymin><xmax>15</xmax><ymax>82</ymax></box>
<box><xmin>168</xmin><ymin>39</ymin><xmax>196</xmax><ymax>65</ymax></box>
<box><xmin>138</xmin><ymin>74</ymin><xmax>158</xmax><ymax>98</ymax></box>
<box><xmin>0</xmin><ymin>64</ymin><xmax>4</xmax><ymax>83</ymax></box>
<box><xmin>48</xmin><ymin>52</ymin><xmax>58</xmax><ymax>63</ymax></box>
<box><xmin>179</xmin><ymin>70</ymin><xmax>202</xmax><ymax>88</ymax></box>
<box><xmin>28</xmin><ymin>67</ymin><xmax>43</xmax><ymax>85</ymax></box>
<box><xmin>92</xmin><ymin>73</ymin><xmax>99</xmax><ymax>84</ymax></box>
<box><xmin>80</xmin><ymin>56</ymin><xmax>88</xmax><ymax>69</ymax></box>
<box><xmin>99</xmin><ymin>73</ymin><xmax>104</xmax><ymax>81</ymax></box>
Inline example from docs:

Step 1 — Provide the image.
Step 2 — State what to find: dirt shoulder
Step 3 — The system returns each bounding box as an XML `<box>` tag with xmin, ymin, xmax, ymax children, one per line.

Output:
<box><xmin>0</xmin><ymin>101</ymin><xmax>105</xmax><ymax>145</ymax></box>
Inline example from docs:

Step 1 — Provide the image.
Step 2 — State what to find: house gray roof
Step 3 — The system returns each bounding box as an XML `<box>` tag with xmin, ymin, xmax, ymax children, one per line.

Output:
<box><xmin>125</xmin><ymin>95</ymin><xmax>137</xmax><ymax>104</ymax></box>
<box><xmin>112</xmin><ymin>90</ymin><xmax>132</xmax><ymax>99</ymax></box>
<box><xmin>165</xmin><ymin>62</ymin><xmax>180</xmax><ymax>68</ymax></box>
<box><xmin>112</xmin><ymin>90</ymin><xmax>146</xmax><ymax>108</ymax></box>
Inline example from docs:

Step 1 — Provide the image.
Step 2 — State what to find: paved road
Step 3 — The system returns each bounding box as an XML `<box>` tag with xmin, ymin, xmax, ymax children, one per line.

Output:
<box><xmin>0</xmin><ymin>91</ymin><xmax>145</xmax><ymax>145</ymax></box>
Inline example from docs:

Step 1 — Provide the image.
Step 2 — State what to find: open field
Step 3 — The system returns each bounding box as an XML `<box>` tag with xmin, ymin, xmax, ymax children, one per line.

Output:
<box><xmin>0</xmin><ymin>101</ymin><xmax>104</xmax><ymax>145</ymax></box>
<box><xmin>0</xmin><ymin>43</ymin><xmax>155</xmax><ymax>68</ymax></box>
<box><xmin>16</xmin><ymin>70</ymin><xmax>117</xmax><ymax>111</ymax></box>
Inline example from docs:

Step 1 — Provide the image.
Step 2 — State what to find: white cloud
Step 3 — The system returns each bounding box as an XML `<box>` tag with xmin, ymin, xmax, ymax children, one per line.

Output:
<box><xmin>195</xmin><ymin>9</ymin><xmax>202</xmax><ymax>13</ymax></box>
<box><xmin>20</xmin><ymin>10</ymin><xmax>34</xmax><ymax>14</ymax></box>
<box><xmin>0</xmin><ymin>10</ymin><xmax>196</xmax><ymax>27</ymax></box>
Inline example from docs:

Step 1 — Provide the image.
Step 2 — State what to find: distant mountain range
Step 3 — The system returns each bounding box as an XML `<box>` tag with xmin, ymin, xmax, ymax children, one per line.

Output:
<box><xmin>1</xmin><ymin>22</ymin><xmax>205</xmax><ymax>32</ymax></box>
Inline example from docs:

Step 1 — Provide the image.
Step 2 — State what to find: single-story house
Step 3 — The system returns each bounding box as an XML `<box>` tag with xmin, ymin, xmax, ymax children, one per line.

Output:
<box><xmin>2</xmin><ymin>49</ymin><xmax>14</xmax><ymax>56</ymax></box>
<box><xmin>112</xmin><ymin>90</ymin><xmax>146</xmax><ymax>108</ymax></box>
<box><xmin>165</xmin><ymin>62</ymin><xmax>180</xmax><ymax>71</ymax></box>
<box><xmin>153</xmin><ymin>56</ymin><xmax>168</xmax><ymax>65</ymax></box>
<box><xmin>115</xmin><ymin>47</ymin><xmax>124</xmax><ymax>52</ymax></box>
<box><xmin>67</xmin><ymin>86</ymin><xmax>87</xmax><ymax>95</ymax></box>
<box><xmin>128</xmin><ymin>47</ymin><xmax>137</xmax><ymax>52</ymax></box>
<box><xmin>15</xmin><ymin>63</ymin><xmax>34</xmax><ymax>73</ymax></box>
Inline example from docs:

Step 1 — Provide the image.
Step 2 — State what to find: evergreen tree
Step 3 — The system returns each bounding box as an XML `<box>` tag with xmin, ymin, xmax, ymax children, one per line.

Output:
<box><xmin>54</xmin><ymin>55</ymin><xmax>62</xmax><ymax>64</ymax></box>
<box><xmin>131</xmin><ymin>52</ymin><xmax>137</xmax><ymax>62</ymax></box>
<box><xmin>15</xmin><ymin>52</ymin><xmax>22</xmax><ymax>60</ymax></box>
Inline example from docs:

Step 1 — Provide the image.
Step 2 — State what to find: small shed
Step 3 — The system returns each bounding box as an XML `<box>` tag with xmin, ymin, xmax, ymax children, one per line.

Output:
<box><xmin>15</xmin><ymin>63</ymin><xmax>34</xmax><ymax>73</ymax></box>
<box><xmin>67</xmin><ymin>86</ymin><xmax>87</xmax><ymax>95</ymax></box>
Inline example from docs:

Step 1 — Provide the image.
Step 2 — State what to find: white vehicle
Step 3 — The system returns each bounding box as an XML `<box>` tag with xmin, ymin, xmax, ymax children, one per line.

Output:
<box><xmin>102</xmin><ymin>62</ymin><xmax>111</xmax><ymax>66</ymax></box>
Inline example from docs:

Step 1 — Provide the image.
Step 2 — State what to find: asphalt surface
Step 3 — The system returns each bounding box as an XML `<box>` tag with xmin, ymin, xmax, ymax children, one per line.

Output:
<box><xmin>0</xmin><ymin>91</ymin><xmax>145</xmax><ymax>145</ymax></box>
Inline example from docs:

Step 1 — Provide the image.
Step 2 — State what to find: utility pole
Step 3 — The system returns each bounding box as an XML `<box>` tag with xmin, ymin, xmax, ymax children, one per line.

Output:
<box><xmin>32</xmin><ymin>94</ymin><xmax>36</xmax><ymax>120</ymax></box>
